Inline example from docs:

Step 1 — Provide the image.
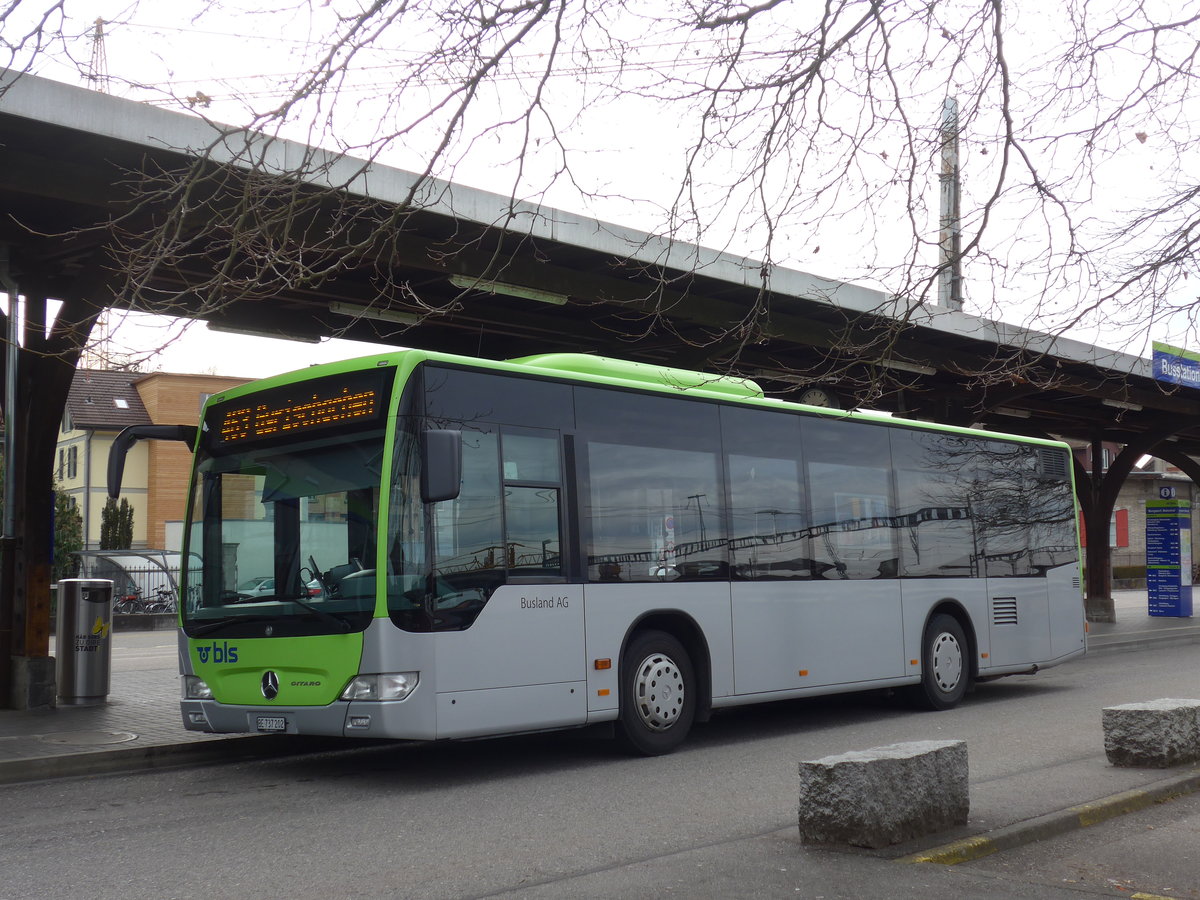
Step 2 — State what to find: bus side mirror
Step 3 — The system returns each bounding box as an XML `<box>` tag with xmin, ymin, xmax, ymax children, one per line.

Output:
<box><xmin>421</xmin><ymin>429</ymin><xmax>462</xmax><ymax>503</ymax></box>
<box><xmin>108</xmin><ymin>424</ymin><xmax>198</xmax><ymax>499</ymax></box>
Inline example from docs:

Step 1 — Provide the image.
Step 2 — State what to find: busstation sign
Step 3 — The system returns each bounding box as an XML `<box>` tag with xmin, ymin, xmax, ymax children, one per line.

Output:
<box><xmin>1152</xmin><ymin>342</ymin><xmax>1200</xmax><ymax>389</ymax></box>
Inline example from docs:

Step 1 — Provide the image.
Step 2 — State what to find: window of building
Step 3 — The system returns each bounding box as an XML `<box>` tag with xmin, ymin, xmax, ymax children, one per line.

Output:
<box><xmin>1079</xmin><ymin>508</ymin><xmax>1131</xmax><ymax>549</ymax></box>
<box><xmin>1110</xmin><ymin>508</ymin><xmax>1129</xmax><ymax>548</ymax></box>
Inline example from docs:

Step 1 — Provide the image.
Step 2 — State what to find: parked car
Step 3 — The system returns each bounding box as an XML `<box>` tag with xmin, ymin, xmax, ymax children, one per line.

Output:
<box><xmin>237</xmin><ymin>576</ymin><xmax>322</xmax><ymax>598</ymax></box>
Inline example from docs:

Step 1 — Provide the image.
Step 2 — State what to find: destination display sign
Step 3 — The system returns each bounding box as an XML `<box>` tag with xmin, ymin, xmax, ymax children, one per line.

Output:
<box><xmin>207</xmin><ymin>369</ymin><xmax>391</xmax><ymax>448</ymax></box>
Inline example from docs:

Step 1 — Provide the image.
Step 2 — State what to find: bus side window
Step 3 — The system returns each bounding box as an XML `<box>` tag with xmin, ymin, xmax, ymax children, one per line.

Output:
<box><xmin>803</xmin><ymin>417</ymin><xmax>898</xmax><ymax>580</ymax></box>
<box><xmin>583</xmin><ymin>442</ymin><xmax>724</xmax><ymax>582</ymax></box>
<box><xmin>721</xmin><ymin>405</ymin><xmax>810</xmax><ymax>580</ymax></box>
<box><xmin>974</xmin><ymin>442</ymin><xmax>1075</xmax><ymax>576</ymax></box>
<box><xmin>505</xmin><ymin>486</ymin><xmax>561</xmax><ymax>576</ymax></box>
<box><xmin>432</xmin><ymin>430</ymin><xmax>504</xmax><ymax>593</ymax></box>
<box><xmin>890</xmin><ymin>430</ymin><xmax>977</xmax><ymax>578</ymax></box>
<box><xmin>500</xmin><ymin>430</ymin><xmax>563</xmax><ymax>579</ymax></box>
<box><xmin>727</xmin><ymin>454</ymin><xmax>809</xmax><ymax>579</ymax></box>
<box><xmin>576</xmin><ymin>385</ymin><xmax>726</xmax><ymax>583</ymax></box>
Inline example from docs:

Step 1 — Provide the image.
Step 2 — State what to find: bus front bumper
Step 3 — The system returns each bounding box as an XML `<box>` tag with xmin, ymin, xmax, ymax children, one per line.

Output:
<box><xmin>181</xmin><ymin>699</ymin><xmax>354</xmax><ymax>737</ymax></box>
<box><xmin>181</xmin><ymin>696</ymin><xmax>438</xmax><ymax>740</ymax></box>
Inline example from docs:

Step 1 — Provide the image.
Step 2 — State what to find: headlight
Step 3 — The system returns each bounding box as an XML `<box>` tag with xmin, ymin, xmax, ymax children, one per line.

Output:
<box><xmin>340</xmin><ymin>672</ymin><xmax>419</xmax><ymax>702</ymax></box>
<box><xmin>182</xmin><ymin>675</ymin><xmax>213</xmax><ymax>700</ymax></box>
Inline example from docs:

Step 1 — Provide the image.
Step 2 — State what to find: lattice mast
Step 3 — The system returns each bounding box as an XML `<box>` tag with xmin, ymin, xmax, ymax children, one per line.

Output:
<box><xmin>88</xmin><ymin>18</ymin><xmax>109</xmax><ymax>93</ymax></box>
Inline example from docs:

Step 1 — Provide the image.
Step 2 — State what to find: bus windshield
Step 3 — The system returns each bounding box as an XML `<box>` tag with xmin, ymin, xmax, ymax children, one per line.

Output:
<box><xmin>182</xmin><ymin>433</ymin><xmax>384</xmax><ymax>638</ymax></box>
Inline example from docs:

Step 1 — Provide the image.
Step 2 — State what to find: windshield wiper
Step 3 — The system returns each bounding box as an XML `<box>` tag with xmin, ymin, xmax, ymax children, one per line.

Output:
<box><xmin>191</xmin><ymin>614</ymin><xmax>277</xmax><ymax>637</ymax></box>
<box><xmin>285</xmin><ymin>596</ymin><xmax>352</xmax><ymax>633</ymax></box>
<box><xmin>189</xmin><ymin>598</ymin><xmax>352</xmax><ymax>636</ymax></box>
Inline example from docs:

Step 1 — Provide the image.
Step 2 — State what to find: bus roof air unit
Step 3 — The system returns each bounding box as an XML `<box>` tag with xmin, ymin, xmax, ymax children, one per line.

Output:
<box><xmin>509</xmin><ymin>353</ymin><xmax>764</xmax><ymax>400</ymax></box>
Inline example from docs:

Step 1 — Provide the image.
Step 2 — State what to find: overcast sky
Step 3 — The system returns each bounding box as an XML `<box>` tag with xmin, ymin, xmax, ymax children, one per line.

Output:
<box><xmin>91</xmin><ymin>311</ymin><xmax>398</xmax><ymax>379</ymax></box>
<box><xmin>10</xmin><ymin>1</ymin><xmax>1197</xmax><ymax>376</ymax></box>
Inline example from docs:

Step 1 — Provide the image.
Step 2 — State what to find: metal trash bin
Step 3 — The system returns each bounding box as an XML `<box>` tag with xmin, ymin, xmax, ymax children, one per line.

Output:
<box><xmin>55</xmin><ymin>578</ymin><xmax>114</xmax><ymax>706</ymax></box>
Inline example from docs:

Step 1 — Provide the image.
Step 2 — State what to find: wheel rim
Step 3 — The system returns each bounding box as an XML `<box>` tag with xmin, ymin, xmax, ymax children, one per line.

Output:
<box><xmin>632</xmin><ymin>651</ymin><xmax>686</xmax><ymax>732</ymax></box>
<box><xmin>930</xmin><ymin>631</ymin><xmax>963</xmax><ymax>693</ymax></box>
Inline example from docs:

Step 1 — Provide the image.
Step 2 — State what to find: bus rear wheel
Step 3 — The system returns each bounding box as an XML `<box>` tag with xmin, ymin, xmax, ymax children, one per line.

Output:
<box><xmin>912</xmin><ymin>613</ymin><xmax>969</xmax><ymax>710</ymax></box>
<box><xmin>618</xmin><ymin>630</ymin><xmax>696</xmax><ymax>756</ymax></box>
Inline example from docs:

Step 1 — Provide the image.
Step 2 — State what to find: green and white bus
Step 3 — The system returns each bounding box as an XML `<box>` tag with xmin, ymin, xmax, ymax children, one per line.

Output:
<box><xmin>112</xmin><ymin>350</ymin><xmax>1085</xmax><ymax>754</ymax></box>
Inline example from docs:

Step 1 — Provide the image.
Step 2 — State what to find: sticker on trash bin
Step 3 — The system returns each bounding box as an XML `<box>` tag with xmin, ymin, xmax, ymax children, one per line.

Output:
<box><xmin>72</xmin><ymin>616</ymin><xmax>110</xmax><ymax>652</ymax></box>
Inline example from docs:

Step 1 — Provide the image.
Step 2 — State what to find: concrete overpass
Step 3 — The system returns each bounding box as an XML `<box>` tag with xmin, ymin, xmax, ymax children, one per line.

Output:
<box><xmin>1</xmin><ymin>70</ymin><xmax>1198</xmax><ymax>708</ymax></box>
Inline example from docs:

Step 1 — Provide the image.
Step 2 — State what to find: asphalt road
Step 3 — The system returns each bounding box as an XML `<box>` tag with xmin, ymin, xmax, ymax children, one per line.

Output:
<box><xmin>6</xmin><ymin>637</ymin><xmax>1200</xmax><ymax>898</ymax></box>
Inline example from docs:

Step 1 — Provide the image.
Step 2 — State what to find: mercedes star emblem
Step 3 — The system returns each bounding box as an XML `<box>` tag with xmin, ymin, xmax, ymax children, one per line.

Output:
<box><xmin>261</xmin><ymin>670</ymin><xmax>280</xmax><ymax>700</ymax></box>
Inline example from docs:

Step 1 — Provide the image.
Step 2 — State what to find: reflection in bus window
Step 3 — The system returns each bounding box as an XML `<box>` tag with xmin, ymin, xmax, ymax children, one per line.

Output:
<box><xmin>577</xmin><ymin>387</ymin><xmax>726</xmax><ymax>583</ymax></box>
<box><xmin>722</xmin><ymin>405</ymin><xmax>809</xmax><ymax>580</ymax></box>
<box><xmin>972</xmin><ymin>442</ymin><xmax>1076</xmax><ymax>576</ymax></box>
<box><xmin>728</xmin><ymin>454</ymin><xmax>810</xmax><ymax>579</ymax></box>
<box><xmin>890</xmin><ymin>430</ymin><xmax>976</xmax><ymax>577</ymax></box>
<box><xmin>502</xmin><ymin>432</ymin><xmax>560</xmax><ymax>482</ymax></box>
<box><xmin>889</xmin><ymin>432</ymin><xmax>1077</xmax><ymax>578</ymax></box>
<box><xmin>804</xmin><ymin>418</ymin><xmax>897</xmax><ymax>580</ymax></box>
<box><xmin>505</xmin><ymin>486</ymin><xmax>561</xmax><ymax>576</ymax></box>
<box><xmin>585</xmin><ymin>443</ymin><xmax>725</xmax><ymax>582</ymax></box>
<box><xmin>433</xmin><ymin>430</ymin><xmax>503</xmax><ymax>590</ymax></box>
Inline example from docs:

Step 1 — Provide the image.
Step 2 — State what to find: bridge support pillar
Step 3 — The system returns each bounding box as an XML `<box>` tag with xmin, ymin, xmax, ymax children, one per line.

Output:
<box><xmin>10</xmin><ymin>656</ymin><xmax>55</xmax><ymax>710</ymax></box>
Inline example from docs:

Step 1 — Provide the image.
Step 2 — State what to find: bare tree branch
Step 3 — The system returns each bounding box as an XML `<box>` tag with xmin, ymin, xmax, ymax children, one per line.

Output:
<box><xmin>3</xmin><ymin>0</ymin><xmax>1199</xmax><ymax>391</ymax></box>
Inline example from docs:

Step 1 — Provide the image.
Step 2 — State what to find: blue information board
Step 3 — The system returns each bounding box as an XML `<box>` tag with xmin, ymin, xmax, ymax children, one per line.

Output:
<box><xmin>1146</xmin><ymin>497</ymin><xmax>1193</xmax><ymax>617</ymax></box>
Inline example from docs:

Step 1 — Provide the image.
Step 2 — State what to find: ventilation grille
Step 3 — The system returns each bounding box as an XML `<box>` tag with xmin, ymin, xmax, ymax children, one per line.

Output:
<box><xmin>1039</xmin><ymin>448</ymin><xmax>1070</xmax><ymax>479</ymax></box>
<box><xmin>1072</xmin><ymin>575</ymin><xmax>1081</xmax><ymax>591</ymax></box>
<box><xmin>992</xmin><ymin>597</ymin><xmax>1019</xmax><ymax>626</ymax></box>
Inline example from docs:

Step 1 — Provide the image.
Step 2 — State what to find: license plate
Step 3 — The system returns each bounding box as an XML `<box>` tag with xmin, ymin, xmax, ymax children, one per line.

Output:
<box><xmin>256</xmin><ymin>716</ymin><xmax>287</xmax><ymax>733</ymax></box>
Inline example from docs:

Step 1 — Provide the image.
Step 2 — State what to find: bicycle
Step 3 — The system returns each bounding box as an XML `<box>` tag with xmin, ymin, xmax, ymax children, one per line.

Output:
<box><xmin>145</xmin><ymin>584</ymin><xmax>178</xmax><ymax>614</ymax></box>
<box><xmin>113</xmin><ymin>588</ymin><xmax>148</xmax><ymax>615</ymax></box>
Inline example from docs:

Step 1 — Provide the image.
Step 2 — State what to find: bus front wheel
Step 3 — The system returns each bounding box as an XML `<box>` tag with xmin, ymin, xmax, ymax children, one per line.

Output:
<box><xmin>618</xmin><ymin>630</ymin><xmax>696</xmax><ymax>755</ymax></box>
<box><xmin>913</xmin><ymin>613</ymin><xmax>969</xmax><ymax>710</ymax></box>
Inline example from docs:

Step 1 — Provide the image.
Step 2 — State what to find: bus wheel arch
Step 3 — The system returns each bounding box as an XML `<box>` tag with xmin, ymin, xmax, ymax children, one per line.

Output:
<box><xmin>617</xmin><ymin>612</ymin><xmax>711</xmax><ymax>755</ymax></box>
<box><xmin>912</xmin><ymin>603</ymin><xmax>976</xmax><ymax>711</ymax></box>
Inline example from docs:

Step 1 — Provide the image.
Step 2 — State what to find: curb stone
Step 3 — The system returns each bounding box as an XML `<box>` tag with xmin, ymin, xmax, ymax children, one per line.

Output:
<box><xmin>897</xmin><ymin>766</ymin><xmax>1200</xmax><ymax>865</ymax></box>
<box><xmin>0</xmin><ymin>734</ymin><xmax>368</xmax><ymax>786</ymax></box>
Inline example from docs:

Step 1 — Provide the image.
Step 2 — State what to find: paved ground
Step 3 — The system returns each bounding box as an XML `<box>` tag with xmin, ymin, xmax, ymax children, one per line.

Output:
<box><xmin>3</xmin><ymin>590</ymin><xmax>1200</xmax><ymax>873</ymax></box>
<box><xmin>0</xmin><ymin>627</ymin><xmax>287</xmax><ymax>782</ymax></box>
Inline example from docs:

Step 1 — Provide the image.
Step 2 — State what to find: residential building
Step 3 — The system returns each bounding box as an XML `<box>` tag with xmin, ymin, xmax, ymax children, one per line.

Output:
<box><xmin>57</xmin><ymin>369</ymin><xmax>249</xmax><ymax>550</ymax></box>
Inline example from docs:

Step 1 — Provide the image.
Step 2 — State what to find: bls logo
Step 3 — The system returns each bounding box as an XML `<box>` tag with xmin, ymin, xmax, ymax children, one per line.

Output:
<box><xmin>196</xmin><ymin>642</ymin><xmax>239</xmax><ymax>664</ymax></box>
